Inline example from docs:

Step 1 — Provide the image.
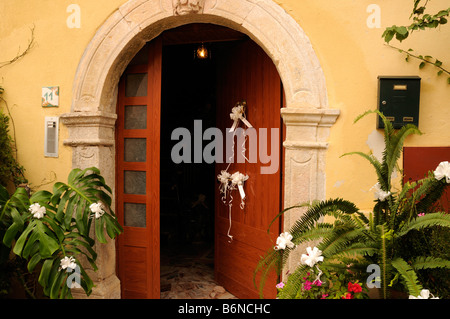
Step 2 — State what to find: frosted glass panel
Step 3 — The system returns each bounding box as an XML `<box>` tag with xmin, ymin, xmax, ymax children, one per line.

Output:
<box><xmin>124</xmin><ymin>171</ymin><xmax>146</xmax><ymax>195</ymax></box>
<box><xmin>125</xmin><ymin>105</ymin><xmax>147</xmax><ymax>129</ymax></box>
<box><xmin>124</xmin><ymin>138</ymin><xmax>146</xmax><ymax>162</ymax></box>
<box><xmin>126</xmin><ymin>73</ymin><xmax>148</xmax><ymax>97</ymax></box>
<box><xmin>124</xmin><ymin>203</ymin><xmax>146</xmax><ymax>227</ymax></box>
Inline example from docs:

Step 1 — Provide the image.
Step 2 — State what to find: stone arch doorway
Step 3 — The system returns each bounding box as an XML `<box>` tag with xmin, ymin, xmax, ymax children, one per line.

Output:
<box><xmin>115</xmin><ymin>24</ymin><xmax>285</xmax><ymax>299</ymax></box>
<box><xmin>61</xmin><ymin>0</ymin><xmax>340</xmax><ymax>299</ymax></box>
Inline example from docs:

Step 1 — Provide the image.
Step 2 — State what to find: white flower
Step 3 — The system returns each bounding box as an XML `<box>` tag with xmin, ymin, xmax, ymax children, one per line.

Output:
<box><xmin>300</xmin><ymin>246</ymin><xmax>324</xmax><ymax>268</ymax></box>
<box><xmin>230</xmin><ymin>172</ymin><xmax>249</xmax><ymax>186</ymax></box>
<box><xmin>409</xmin><ymin>289</ymin><xmax>439</xmax><ymax>299</ymax></box>
<box><xmin>230</xmin><ymin>103</ymin><xmax>245</xmax><ymax>121</ymax></box>
<box><xmin>28</xmin><ymin>203</ymin><xmax>46</xmax><ymax>219</ymax></box>
<box><xmin>60</xmin><ymin>256</ymin><xmax>77</xmax><ymax>271</ymax></box>
<box><xmin>434</xmin><ymin>161</ymin><xmax>450</xmax><ymax>183</ymax></box>
<box><xmin>89</xmin><ymin>202</ymin><xmax>105</xmax><ymax>219</ymax></box>
<box><xmin>274</xmin><ymin>232</ymin><xmax>295</xmax><ymax>250</ymax></box>
<box><xmin>217</xmin><ymin>170</ymin><xmax>231</xmax><ymax>184</ymax></box>
<box><xmin>371</xmin><ymin>182</ymin><xmax>391</xmax><ymax>202</ymax></box>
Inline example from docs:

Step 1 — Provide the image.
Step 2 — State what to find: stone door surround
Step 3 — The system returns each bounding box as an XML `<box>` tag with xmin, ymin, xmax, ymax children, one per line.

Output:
<box><xmin>61</xmin><ymin>0</ymin><xmax>340</xmax><ymax>298</ymax></box>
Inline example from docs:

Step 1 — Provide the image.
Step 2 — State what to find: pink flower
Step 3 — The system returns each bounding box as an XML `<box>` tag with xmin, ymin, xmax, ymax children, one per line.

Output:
<box><xmin>418</xmin><ymin>213</ymin><xmax>425</xmax><ymax>217</ymax></box>
<box><xmin>276</xmin><ymin>282</ymin><xmax>285</xmax><ymax>289</ymax></box>
<box><xmin>321</xmin><ymin>294</ymin><xmax>328</xmax><ymax>299</ymax></box>
<box><xmin>313</xmin><ymin>280</ymin><xmax>322</xmax><ymax>286</ymax></box>
<box><xmin>303</xmin><ymin>280</ymin><xmax>313</xmax><ymax>291</ymax></box>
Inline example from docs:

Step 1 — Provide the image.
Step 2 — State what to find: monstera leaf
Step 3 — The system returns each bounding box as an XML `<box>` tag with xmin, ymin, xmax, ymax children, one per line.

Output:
<box><xmin>1</xmin><ymin>167</ymin><xmax>122</xmax><ymax>299</ymax></box>
<box><xmin>50</xmin><ymin>167</ymin><xmax>122</xmax><ymax>243</ymax></box>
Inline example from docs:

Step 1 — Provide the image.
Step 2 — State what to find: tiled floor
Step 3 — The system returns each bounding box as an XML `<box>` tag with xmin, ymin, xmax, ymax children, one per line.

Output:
<box><xmin>160</xmin><ymin>242</ymin><xmax>236</xmax><ymax>299</ymax></box>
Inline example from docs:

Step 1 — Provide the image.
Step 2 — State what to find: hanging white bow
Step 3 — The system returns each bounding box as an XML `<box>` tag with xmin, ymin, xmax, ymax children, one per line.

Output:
<box><xmin>229</xmin><ymin>102</ymin><xmax>253</xmax><ymax>132</ymax></box>
<box><xmin>217</xmin><ymin>170</ymin><xmax>231</xmax><ymax>203</ymax></box>
<box><xmin>217</xmin><ymin>170</ymin><xmax>249</xmax><ymax>242</ymax></box>
<box><xmin>230</xmin><ymin>172</ymin><xmax>249</xmax><ymax>205</ymax></box>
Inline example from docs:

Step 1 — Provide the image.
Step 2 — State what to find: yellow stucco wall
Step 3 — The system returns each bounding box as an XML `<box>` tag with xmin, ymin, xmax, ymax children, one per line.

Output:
<box><xmin>276</xmin><ymin>0</ymin><xmax>450</xmax><ymax>210</ymax></box>
<box><xmin>0</xmin><ymin>0</ymin><xmax>125</xmax><ymax>191</ymax></box>
<box><xmin>0</xmin><ymin>0</ymin><xmax>449</xmax><ymax>211</ymax></box>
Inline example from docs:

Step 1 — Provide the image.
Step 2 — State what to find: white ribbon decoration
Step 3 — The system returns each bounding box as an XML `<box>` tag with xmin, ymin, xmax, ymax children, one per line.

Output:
<box><xmin>217</xmin><ymin>170</ymin><xmax>234</xmax><ymax>242</ymax></box>
<box><xmin>229</xmin><ymin>102</ymin><xmax>253</xmax><ymax>132</ymax></box>
<box><xmin>217</xmin><ymin>170</ymin><xmax>249</xmax><ymax>242</ymax></box>
<box><xmin>230</xmin><ymin>172</ymin><xmax>249</xmax><ymax>208</ymax></box>
<box><xmin>227</xmin><ymin>198</ymin><xmax>234</xmax><ymax>243</ymax></box>
<box><xmin>315</xmin><ymin>265</ymin><xmax>323</xmax><ymax>283</ymax></box>
<box><xmin>217</xmin><ymin>101</ymin><xmax>253</xmax><ymax>243</ymax></box>
<box><xmin>217</xmin><ymin>170</ymin><xmax>231</xmax><ymax>204</ymax></box>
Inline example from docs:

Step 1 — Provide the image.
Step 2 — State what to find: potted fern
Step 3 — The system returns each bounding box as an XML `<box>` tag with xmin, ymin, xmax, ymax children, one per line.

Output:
<box><xmin>254</xmin><ymin>110</ymin><xmax>450</xmax><ymax>299</ymax></box>
<box><xmin>0</xmin><ymin>167</ymin><xmax>123</xmax><ymax>298</ymax></box>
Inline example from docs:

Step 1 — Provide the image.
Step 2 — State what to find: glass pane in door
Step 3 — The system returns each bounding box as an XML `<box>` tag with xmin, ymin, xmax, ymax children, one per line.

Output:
<box><xmin>124</xmin><ymin>171</ymin><xmax>146</xmax><ymax>195</ymax></box>
<box><xmin>124</xmin><ymin>138</ymin><xmax>146</xmax><ymax>162</ymax></box>
<box><xmin>124</xmin><ymin>203</ymin><xmax>146</xmax><ymax>227</ymax></box>
<box><xmin>126</xmin><ymin>73</ymin><xmax>148</xmax><ymax>97</ymax></box>
<box><xmin>125</xmin><ymin>105</ymin><xmax>147</xmax><ymax>129</ymax></box>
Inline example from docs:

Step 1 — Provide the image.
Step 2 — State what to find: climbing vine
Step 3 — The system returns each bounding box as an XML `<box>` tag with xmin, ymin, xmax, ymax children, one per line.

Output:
<box><xmin>0</xmin><ymin>26</ymin><xmax>35</xmax><ymax>188</ymax></box>
<box><xmin>0</xmin><ymin>95</ymin><xmax>26</xmax><ymax>188</ymax></box>
<box><xmin>382</xmin><ymin>0</ymin><xmax>450</xmax><ymax>83</ymax></box>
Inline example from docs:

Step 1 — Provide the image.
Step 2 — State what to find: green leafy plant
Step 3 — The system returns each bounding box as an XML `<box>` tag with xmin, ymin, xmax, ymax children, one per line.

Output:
<box><xmin>0</xmin><ymin>98</ymin><xmax>26</xmax><ymax>188</ymax></box>
<box><xmin>382</xmin><ymin>1</ymin><xmax>450</xmax><ymax>83</ymax></box>
<box><xmin>0</xmin><ymin>167</ymin><xmax>123</xmax><ymax>298</ymax></box>
<box><xmin>254</xmin><ymin>110</ymin><xmax>450</xmax><ymax>299</ymax></box>
<box><xmin>276</xmin><ymin>266</ymin><xmax>368</xmax><ymax>299</ymax></box>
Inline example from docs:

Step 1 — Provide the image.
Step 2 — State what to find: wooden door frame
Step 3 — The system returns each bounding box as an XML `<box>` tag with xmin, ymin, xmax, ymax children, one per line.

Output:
<box><xmin>61</xmin><ymin>0</ymin><xmax>340</xmax><ymax>298</ymax></box>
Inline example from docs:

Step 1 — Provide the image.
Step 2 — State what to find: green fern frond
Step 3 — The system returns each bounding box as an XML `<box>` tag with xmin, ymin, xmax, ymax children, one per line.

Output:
<box><xmin>319</xmin><ymin>226</ymin><xmax>368</xmax><ymax>257</ymax></box>
<box><xmin>253</xmin><ymin>248</ymin><xmax>283</xmax><ymax>298</ymax></box>
<box><xmin>392</xmin><ymin>180</ymin><xmax>418</xmax><ymax>219</ymax></box>
<box><xmin>353</xmin><ymin>110</ymin><xmax>422</xmax><ymax>191</ymax></box>
<box><xmin>288</xmin><ymin>198</ymin><xmax>360</xmax><ymax>237</ymax></box>
<box><xmin>384</xmin><ymin>124</ymin><xmax>422</xmax><ymax>185</ymax></box>
<box><xmin>373</xmin><ymin>201</ymin><xmax>386</xmax><ymax>226</ymax></box>
<box><xmin>328</xmin><ymin>242</ymin><xmax>379</xmax><ymax>259</ymax></box>
<box><xmin>291</xmin><ymin>223</ymin><xmax>334</xmax><ymax>246</ymax></box>
<box><xmin>276</xmin><ymin>264</ymin><xmax>310</xmax><ymax>299</ymax></box>
<box><xmin>266</xmin><ymin>202</ymin><xmax>313</xmax><ymax>233</ymax></box>
<box><xmin>398</xmin><ymin>212</ymin><xmax>450</xmax><ymax>237</ymax></box>
<box><xmin>414</xmin><ymin>177</ymin><xmax>448</xmax><ymax>214</ymax></box>
<box><xmin>391</xmin><ymin>257</ymin><xmax>423</xmax><ymax>297</ymax></box>
<box><xmin>411</xmin><ymin>256</ymin><xmax>450</xmax><ymax>271</ymax></box>
<box><xmin>253</xmin><ymin>249</ymin><xmax>282</xmax><ymax>283</ymax></box>
<box><xmin>341</xmin><ymin>151</ymin><xmax>386</xmax><ymax>189</ymax></box>
<box><xmin>354</xmin><ymin>110</ymin><xmax>394</xmax><ymax>179</ymax></box>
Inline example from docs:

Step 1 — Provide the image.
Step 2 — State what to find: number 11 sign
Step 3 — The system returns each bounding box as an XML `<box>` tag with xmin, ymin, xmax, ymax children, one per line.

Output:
<box><xmin>42</xmin><ymin>86</ymin><xmax>59</xmax><ymax>107</ymax></box>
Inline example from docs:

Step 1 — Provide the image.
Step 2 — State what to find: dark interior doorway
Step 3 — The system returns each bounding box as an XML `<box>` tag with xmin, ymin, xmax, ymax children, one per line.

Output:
<box><xmin>159</xmin><ymin>25</ymin><xmax>247</xmax><ymax>298</ymax></box>
<box><xmin>160</xmin><ymin>43</ymin><xmax>216</xmax><ymax>248</ymax></box>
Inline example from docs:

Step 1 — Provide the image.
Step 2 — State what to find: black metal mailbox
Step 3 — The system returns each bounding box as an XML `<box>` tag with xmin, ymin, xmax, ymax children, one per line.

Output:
<box><xmin>377</xmin><ymin>76</ymin><xmax>421</xmax><ymax>129</ymax></box>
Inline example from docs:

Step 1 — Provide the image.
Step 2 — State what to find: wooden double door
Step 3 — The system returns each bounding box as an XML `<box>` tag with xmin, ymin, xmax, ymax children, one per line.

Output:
<box><xmin>116</xmin><ymin>32</ymin><xmax>282</xmax><ymax>299</ymax></box>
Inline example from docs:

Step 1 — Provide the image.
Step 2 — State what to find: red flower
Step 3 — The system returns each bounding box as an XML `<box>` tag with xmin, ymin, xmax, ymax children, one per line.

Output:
<box><xmin>342</xmin><ymin>292</ymin><xmax>353</xmax><ymax>299</ymax></box>
<box><xmin>347</xmin><ymin>282</ymin><xmax>362</xmax><ymax>293</ymax></box>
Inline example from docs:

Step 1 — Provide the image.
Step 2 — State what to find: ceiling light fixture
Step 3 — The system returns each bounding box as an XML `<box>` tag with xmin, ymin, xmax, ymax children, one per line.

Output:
<box><xmin>195</xmin><ymin>43</ymin><xmax>210</xmax><ymax>60</ymax></box>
